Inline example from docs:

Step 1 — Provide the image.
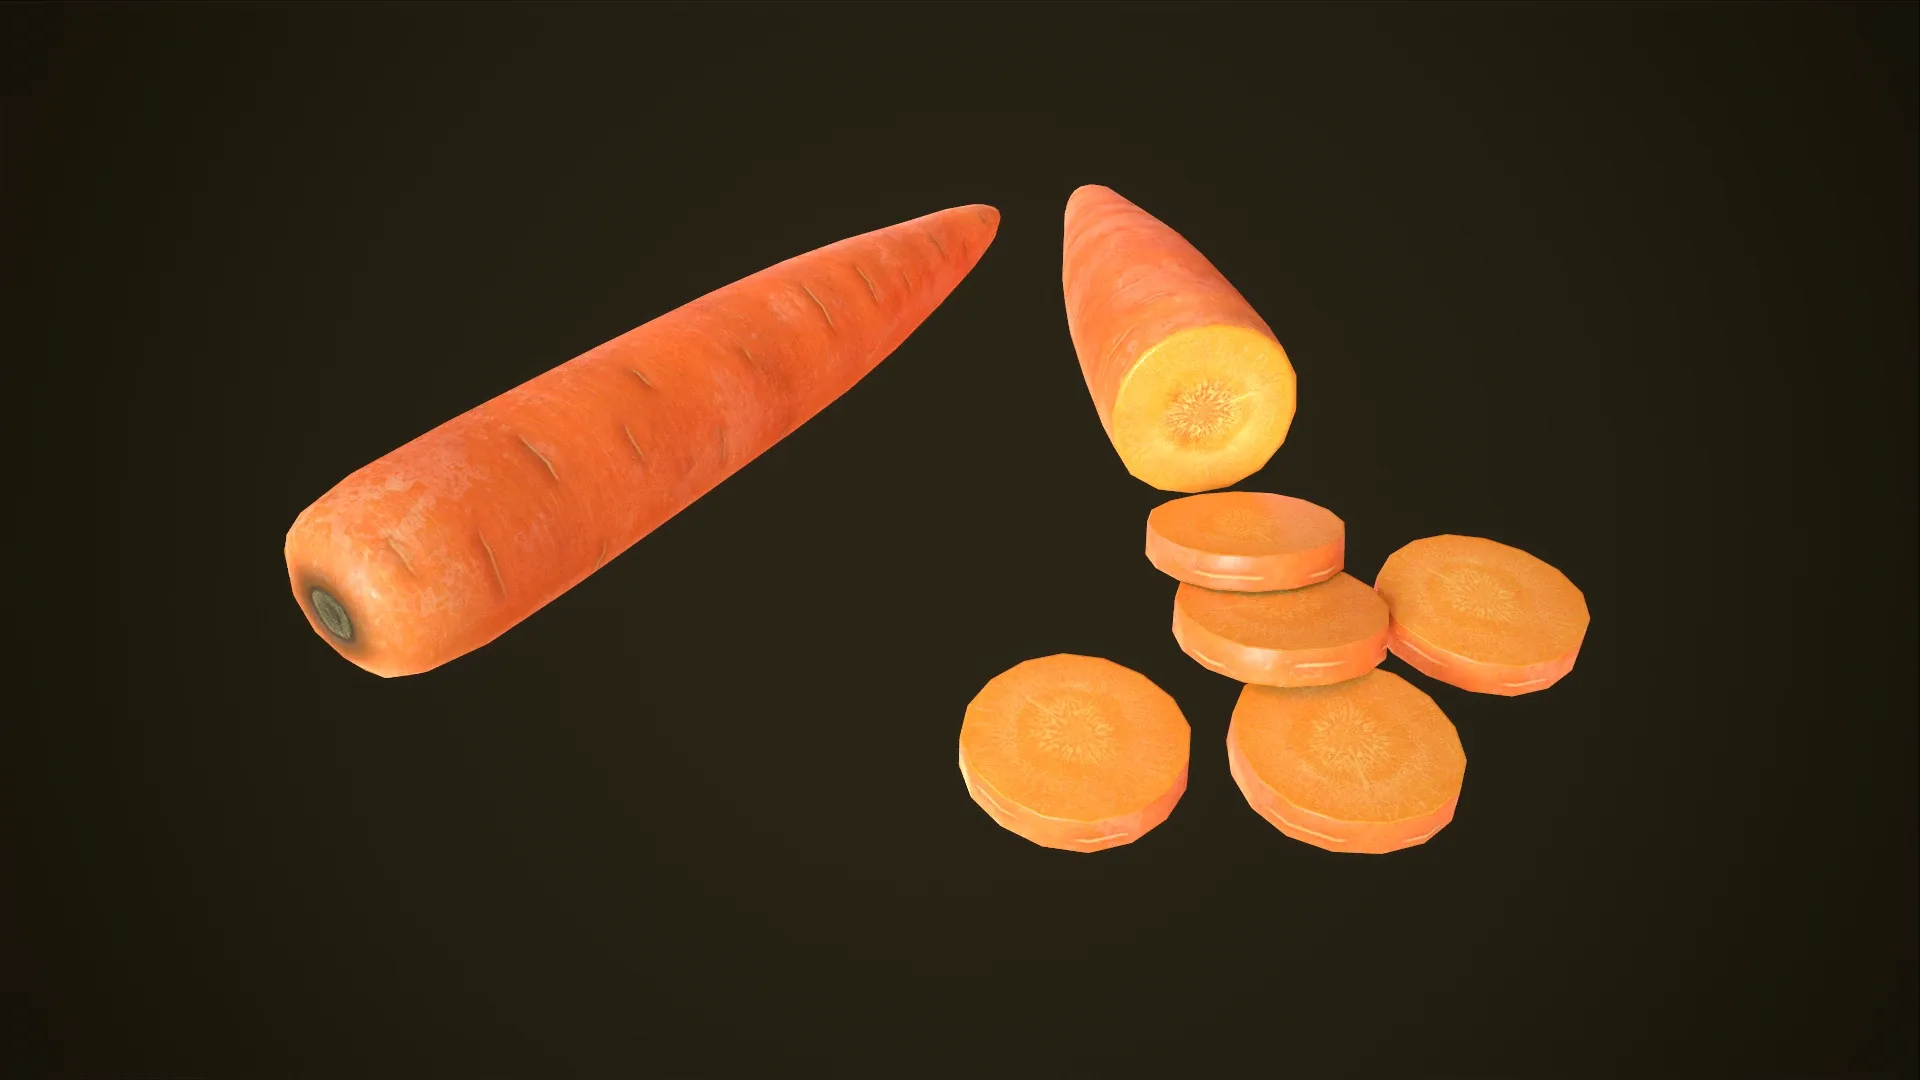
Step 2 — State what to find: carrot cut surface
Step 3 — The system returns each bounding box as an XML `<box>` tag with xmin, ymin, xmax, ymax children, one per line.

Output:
<box><xmin>1146</xmin><ymin>491</ymin><xmax>1344</xmax><ymax>592</ymax></box>
<box><xmin>285</xmin><ymin>204</ymin><xmax>999</xmax><ymax>677</ymax></box>
<box><xmin>1172</xmin><ymin>574</ymin><xmax>1388</xmax><ymax>687</ymax></box>
<box><xmin>1374</xmin><ymin>535</ymin><xmax>1589</xmax><ymax>696</ymax></box>
<box><xmin>1062</xmin><ymin>185</ymin><xmax>1297</xmax><ymax>493</ymax></box>
<box><xmin>1226</xmin><ymin>671</ymin><xmax>1466</xmax><ymax>854</ymax></box>
<box><xmin>958</xmin><ymin>654</ymin><xmax>1190</xmax><ymax>853</ymax></box>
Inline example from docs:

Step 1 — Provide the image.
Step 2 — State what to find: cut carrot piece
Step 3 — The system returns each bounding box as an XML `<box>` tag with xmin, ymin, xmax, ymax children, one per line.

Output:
<box><xmin>1172</xmin><ymin>574</ymin><xmax>1388</xmax><ymax>687</ymax></box>
<box><xmin>1146</xmin><ymin>490</ymin><xmax>1344</xmax><ymax>592</ymax></box>
<box><xmin>1226</xmin><ymin>671</ymin><xmax>1466</xmax><ymax>854</ymax></box>
<box><xmin>1062</xmin><ymin>185</ymin><xmax>1297</xmax><ymax>492</ymax></box>
<box><xmin>285</xmin><ymin>205</ymin><xmax>1000</xmax><ymax>677</ymax></box>
<box><xmin>1374</xmin><ymin>535</ymin><xmax>1589</xmax><ymax>696</ymax></box>
<box><xmin>958</xmin><ymin>654</ymin><xmax>1190</xmax><ymax>853</ymax></box>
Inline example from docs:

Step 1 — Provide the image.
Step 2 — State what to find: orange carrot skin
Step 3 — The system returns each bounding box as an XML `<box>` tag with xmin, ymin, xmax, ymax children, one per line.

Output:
<box><xmin>1226</xmin><ymin>734</ymin><xmax>1458</xmax><ymax>854</ymax></box>
<box><xmin>1386</xmin><ymin>619</ymin><xmax>1583</xmax><ymax>696</ymax></box>
<box><xmin>1172</xmin><ymin>605</ymin><xmax>1387</xmax><ymax>687</ymax></box>
<box><xmin>287</xmin><ymin>205</ymin><xmax>1000</xmax><ymax>677</ymax></box>
<box><xmin>1171</xmin><ymin>578</ymin><xmax>1389</xmax><ymax>687</ymax></box>
<box><xmin>1062</xmin><ymin>185</ymin><xmax>1280</xmax><ymax>439</ymax></box>
<box><xmin>1174</xmin><ymin>608</ymin><xmax>1387</xmax><ymax>687</ymax></box>
<box><xmin>1144</xmin><ymin>493</ymin><xmax>1345</xmax><ymax>592</ymax></box>
<box><xmin>959</xmin><ymin>746</ymin><xmax>1188</xmax><ymax>853</ymax></box>
<box><xmin>1145</xmin><ymin>529</ymin><xmax>1343</xmax><ymax>593</ymax></box>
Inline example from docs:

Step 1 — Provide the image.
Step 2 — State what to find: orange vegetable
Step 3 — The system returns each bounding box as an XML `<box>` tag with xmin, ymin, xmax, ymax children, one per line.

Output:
<box><xmin>1226</xmin><ymin>671</ymin><xmax>1466</xmax><ymax>854</ymax></box>
<box><xmin>1171</xmin><ymin>574</ymin><xmax>1388</xmax><ymax>687</ymax></box>
<box><xmin>1146</xmin><ymin>490</ymin><xmax>1344</xmax><ymax>592</ymax></box>
<box><xmin>1374</xmin><ymin>535</ymin><xmax>1589</xmax><ymax>696</ymax></box>
<box><xmin>958</xmin><ymin>654</ymin><xmax>1190</xmax><ymax>853</ymax></box>
<box><xmin>1062</xmin><ymin>185</ymin><xmax>1297</xmax><ymax>492</ymax></box>
<box><xmin>286</xmin><ymin>205</ymin><xmax>1000</xmax><ymax>677</ymax></box>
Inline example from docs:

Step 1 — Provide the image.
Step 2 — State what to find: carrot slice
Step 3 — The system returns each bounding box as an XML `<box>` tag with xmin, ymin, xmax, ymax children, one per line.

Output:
<box><xmin>1062</xmin><ymin>185</ymin><xmax>1297</xmax><ymax>492</ymax></box>
<box><xmin>1374</xmin><ymin>535</ymin><xmax>1589</xmax><ymax>696</ymax></box>
<box><xmin>1145</xmin><ymin>490</ymin><xmax>1344</xmax><ymax>592</ymax></box>
<box><xmin>1171</xmin><ymin>574</ymin><xmax>1388</xmax><ymax>687</ymax></box>
<box><xmin>1226</xmin><ymin>671</ymin><xmax>1466</xmax><ymax>854</ymax></box>
<box><xmin>958</xmin><ymin>654</ymin><xmax>1190</xmax><ymax>853</ymax></box>
<box><xmin>285</xmin><ymin>205</ymin><xmax>1000</xmax><ymax>677</ymax></box>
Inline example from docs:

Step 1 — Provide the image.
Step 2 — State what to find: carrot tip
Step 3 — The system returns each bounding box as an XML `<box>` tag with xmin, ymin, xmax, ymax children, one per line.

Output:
<box><xmin>310</xmin><ymin>587</ymin><xmax>353</xmax><ymax>642</ymax></box>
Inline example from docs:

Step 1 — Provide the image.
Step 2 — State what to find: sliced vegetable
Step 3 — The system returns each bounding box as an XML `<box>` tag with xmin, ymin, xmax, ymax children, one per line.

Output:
<box><xmin>1062</xmin><ymin>185</ymin><xmax>1297</xmax><ymax>492</ymax></box>
<box><xmin>1227</xmin><ymin>671</ymin><xmax>1466</xmax><ymax>854</ymax></box>
<box><xmin>959</xmin><ymin>654</ymin><xmax>1189</xmax><ymax>853</ymax></box>
<box><xmin>1374</xmin><ymin>535</ymin><xmax>1589</xmax><ymax>696</ymax></box>
<box><xmin>1172</xmin><ymin>574</ymin><xmax>1388</xmax><ymax>687</ymax></box>
<box><xmin>1146</xmin><ymin>490</ymin><xmax>1344</xmax><ymax>592</ymax></box>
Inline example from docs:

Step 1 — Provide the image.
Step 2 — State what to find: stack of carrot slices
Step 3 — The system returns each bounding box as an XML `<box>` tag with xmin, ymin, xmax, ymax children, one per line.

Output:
<box><xmin>1145</xmin><ymin>490</ymin><xmax>1466</xmax><ymax>852</ymax></box>
<box><xmin>1143</xmin><ymin>490</ymin><xmax>1586</xmax><ymax>854</ymax></box>
<box><xmin>1153</xmin><ymin>492</ymin><xmax>1388</xmax><ymax>688</ymax></box>
<box><xmin>956</xmin><ymin>184</ymin><xmax>1589</xmax><ymax>857</ymax></box>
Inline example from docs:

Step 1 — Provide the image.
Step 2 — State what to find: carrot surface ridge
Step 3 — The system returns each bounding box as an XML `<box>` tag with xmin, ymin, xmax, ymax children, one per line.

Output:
<box><xmin>287</xmin><ymin>204</ymin><xmax>1000</xmax><ymax>676</ymax></box>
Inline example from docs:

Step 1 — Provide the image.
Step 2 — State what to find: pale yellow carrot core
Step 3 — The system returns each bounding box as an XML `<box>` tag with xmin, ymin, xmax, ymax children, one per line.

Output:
<box><xmin>1110</xmin><ymin>325</ymin><xmax>1297</xmax><ymax>492</ymax></box>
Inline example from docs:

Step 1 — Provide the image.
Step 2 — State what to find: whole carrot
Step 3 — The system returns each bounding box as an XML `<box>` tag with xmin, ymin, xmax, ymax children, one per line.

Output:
<box><xmin>286</xmin><ymin>204</ymin><xmax>1000</xmax><ymax>677</ymax></box>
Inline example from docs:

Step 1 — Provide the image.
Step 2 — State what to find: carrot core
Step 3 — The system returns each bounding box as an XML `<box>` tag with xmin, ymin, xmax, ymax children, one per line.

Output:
<box><xmin>1167</xmin><ymin>380</ymin><xmax>1238</xmax><ymax>440</ymax></box>
<box><xmin>1110</xmin><ymin>326</ymin><xmax>1295</xmax><ymax>492</ymax></box>
<box><xmin>311</xmin><ymin>588</ymin><xmax>353</xmax><ymax>641</ymax></box>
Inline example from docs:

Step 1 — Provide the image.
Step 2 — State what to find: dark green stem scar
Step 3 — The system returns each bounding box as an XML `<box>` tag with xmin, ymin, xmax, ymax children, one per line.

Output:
<box><xmin>311</xmin><ymin>588</ymin><xmax>353</xmax><ymax>641</ymax></box>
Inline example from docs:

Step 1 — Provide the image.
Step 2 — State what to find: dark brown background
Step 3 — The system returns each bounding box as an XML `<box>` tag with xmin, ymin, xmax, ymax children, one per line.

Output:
<box><xmin>8</xmin><ymin>2</ymin><xmax>1916</xmax><ymax>1075</ymax></box>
